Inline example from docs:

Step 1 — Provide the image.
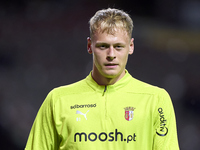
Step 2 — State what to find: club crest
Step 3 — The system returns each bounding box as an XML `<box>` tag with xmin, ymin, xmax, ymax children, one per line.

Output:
<box><xmin>124</xmin><ymin>107</ymin><xmax>135</xmax><ymax>121</ymax></box>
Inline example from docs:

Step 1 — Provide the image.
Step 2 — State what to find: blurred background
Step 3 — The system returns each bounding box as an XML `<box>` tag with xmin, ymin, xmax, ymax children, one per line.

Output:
<box><xmin>0</xmin><ymin>0</ymin><xmax>199</xmax><ymax>149</ymax></box>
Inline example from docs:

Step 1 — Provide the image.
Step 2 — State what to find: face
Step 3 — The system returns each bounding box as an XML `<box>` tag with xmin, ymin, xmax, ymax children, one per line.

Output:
<box><xmin>87</xmin><ymin>29</ymin><xmax>134</xmax><ymax>84</ymax></box>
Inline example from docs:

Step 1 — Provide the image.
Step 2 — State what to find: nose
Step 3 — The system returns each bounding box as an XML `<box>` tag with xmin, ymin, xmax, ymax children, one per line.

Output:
<box><xmin>107</xmin><ymin>46</ymin><xmax>116</xmax><ymax>61</ymax></box>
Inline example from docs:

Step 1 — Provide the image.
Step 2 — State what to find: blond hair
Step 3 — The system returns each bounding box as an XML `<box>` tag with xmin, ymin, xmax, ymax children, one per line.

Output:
<box><xmin>89</xmin><ymin>8</ymin><xmax>133</xmax><ymax>39</ymax></box>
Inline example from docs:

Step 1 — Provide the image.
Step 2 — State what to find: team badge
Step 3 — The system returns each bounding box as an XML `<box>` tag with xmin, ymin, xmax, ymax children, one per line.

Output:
<box><xmin>124</xmin><ymin>107</ymin><xmax>135</xmax><ymax>121</ymax></box>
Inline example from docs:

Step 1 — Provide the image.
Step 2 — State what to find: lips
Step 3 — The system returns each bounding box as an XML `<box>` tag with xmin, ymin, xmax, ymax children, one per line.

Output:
<box><xmin>105</xmin><ymin>63</ymin><xmax>118</xmax><ymax>66</ymax></box>
<box><xmin>105</xmin><ymin>63</ymin><xmax>118</xmax><ymax>68</ymax></box>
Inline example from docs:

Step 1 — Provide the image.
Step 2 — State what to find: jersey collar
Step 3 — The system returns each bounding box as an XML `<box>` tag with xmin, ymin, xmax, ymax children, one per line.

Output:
<box><xmin>85</xmin><ymin>70</ymin><xmax>132</xmax><ymax>93</ymax></box>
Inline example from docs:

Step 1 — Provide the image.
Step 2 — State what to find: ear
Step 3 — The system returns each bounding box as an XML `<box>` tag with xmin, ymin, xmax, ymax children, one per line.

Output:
<box><xmin>129</xmin><ymin>38</ymin><xmax>134</xmax><ymax>55</ymax></box>
<box><xmin>87</xmin><ymin>37</ymin><xmax>93</xmax><ymax>54</ymax></box>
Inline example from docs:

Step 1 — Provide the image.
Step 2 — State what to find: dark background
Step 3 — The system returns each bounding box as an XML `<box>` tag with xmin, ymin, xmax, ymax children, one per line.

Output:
<box><xmin>0</xmin><ymin>0</ymin><xmax>200</xmax><ymax>149</ymax></box>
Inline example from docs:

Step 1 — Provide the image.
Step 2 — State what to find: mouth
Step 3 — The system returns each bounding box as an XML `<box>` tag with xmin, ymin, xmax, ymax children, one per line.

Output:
<box><xmin>105</xmin><ymin>63</ymin><xmax>118</xmax><ymax>68</ymax></box>
<box><xmin>105</xmin><ymin>63</ymin><xmax>118</xmax><ymax>66</ymax></box>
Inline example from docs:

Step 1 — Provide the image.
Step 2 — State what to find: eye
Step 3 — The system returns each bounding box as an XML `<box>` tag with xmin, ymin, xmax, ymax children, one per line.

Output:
<box><xmin>100</xmin><ymin>45</ymin><xmax>107</xmax><ymax>49</ymax></box>
<box><xmin>96</xmin><ymin>44</ymin><xmax>109</xmax><ymax>50</ymax></box>
<box><xmin>115</xmin><ymin>45</ymin><xmax>124</xmax><ymax>50</ymax></box>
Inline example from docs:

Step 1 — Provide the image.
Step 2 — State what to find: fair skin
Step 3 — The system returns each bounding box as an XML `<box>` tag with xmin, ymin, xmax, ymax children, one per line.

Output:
<box><xmin>87</xmin><ymin>28</ymin><xmax>134</xmax><ymax>85</ymax></box>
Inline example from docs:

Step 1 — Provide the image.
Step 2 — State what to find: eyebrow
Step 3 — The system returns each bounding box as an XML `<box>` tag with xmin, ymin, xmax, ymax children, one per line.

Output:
<box><xmin>95</xmin><ymin>42</ymin><xmax>109</xmax><ymax>46</ymax></box>
<box><xmin>95</xmin><ymin>42</ymin><xmax>125</xmax><ymax>45</ymax></box>
<box><xmin>113</xmin><ymin>43</ymin><xmax>125</xmax><ymax>46</ymax></box>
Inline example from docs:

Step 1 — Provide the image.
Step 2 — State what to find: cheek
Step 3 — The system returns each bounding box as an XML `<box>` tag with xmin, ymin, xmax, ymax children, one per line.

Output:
<box><xmin>119</xmin><ymin>53</ymin><xmax>129</xmax><ymax>65</ymax></box>
<box><xmin>93</xmin><ymin>53</ymin><xmax>102</xmax><ymax>67</ymax></box>
<box><xmin>93</xmin><ymin>50</ymin><xmax>105</xmax><ymax>60</ymax></box>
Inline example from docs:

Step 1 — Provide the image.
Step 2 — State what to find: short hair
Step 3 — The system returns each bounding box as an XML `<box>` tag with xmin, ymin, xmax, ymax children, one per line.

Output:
<box><xmin>89</xmin><ymin>8</ymin><xmax>133</xmax><ymax>39</ymax></box>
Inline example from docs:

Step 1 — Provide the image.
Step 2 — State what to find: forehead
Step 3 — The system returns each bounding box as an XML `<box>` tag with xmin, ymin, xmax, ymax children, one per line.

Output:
<box><xmin>92</xmin><ymin>28</ymin><xmax>130</xmax><ymax>43</ymax></box>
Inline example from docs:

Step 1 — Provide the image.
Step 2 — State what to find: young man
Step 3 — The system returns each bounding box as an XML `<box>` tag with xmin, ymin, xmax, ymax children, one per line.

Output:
<box><xmin>25</xmin><ymin>8</ymin><xmax>179</xmax><ymax>150</ymax></box>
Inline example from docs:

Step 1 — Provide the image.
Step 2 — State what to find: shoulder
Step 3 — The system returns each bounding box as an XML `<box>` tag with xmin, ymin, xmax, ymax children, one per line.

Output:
<box><xmin>49</xmin><ymin>78</ymin><xmax>91</xmax><ymax>97</ymax></box>
<box><xmin>126</xmin><ymin>77</ymin><xmax>172</xmax><ymax>108</ymax></box>
<box><xmin>127</xmin><ymin>77</ymin><xmax>169</xmax><ymax>97</ymax></box>
<box><xmin>42</xmin><ymin>78</ymin><xmax>92</xmax><ymax>106</ymax></box>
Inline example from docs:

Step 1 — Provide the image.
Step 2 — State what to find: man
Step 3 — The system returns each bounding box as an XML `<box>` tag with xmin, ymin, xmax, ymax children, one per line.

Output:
<box><xmin>25</xmin><ymin>8</ymin><xmax>179</xmax><ymax>150</ymax></box>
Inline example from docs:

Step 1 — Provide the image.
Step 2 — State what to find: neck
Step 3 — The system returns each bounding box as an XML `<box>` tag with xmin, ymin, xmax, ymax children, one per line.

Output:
<box><xmin>91</xmin><ymin>69</ymin><xmax>126</xmax><ymax>85</ymax></box>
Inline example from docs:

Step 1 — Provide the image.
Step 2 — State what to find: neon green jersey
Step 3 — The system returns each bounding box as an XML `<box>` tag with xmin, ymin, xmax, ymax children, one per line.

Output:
<box><xmin>25</xmin><ymin>71</ymin><xmax>179</xmax><ymax>150</ymax></box>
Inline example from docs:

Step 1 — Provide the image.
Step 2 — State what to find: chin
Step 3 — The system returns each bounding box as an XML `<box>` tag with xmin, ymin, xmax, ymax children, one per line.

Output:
<box><xmin>103</xmin><ymin>71</ymin><xmax>120</xmax><ymax>78</ymax></box>
<box><xmin>103</xmin><ymin>69</ymin><xmax>125</xmax><ymax>78</ymax></box>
